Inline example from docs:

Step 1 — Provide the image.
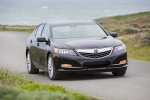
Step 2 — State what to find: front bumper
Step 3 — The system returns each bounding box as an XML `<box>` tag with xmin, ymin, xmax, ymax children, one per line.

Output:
<box><xmin>57</xmin><ymin>65</ymin><xmax>127</xmax><ymax>73</ymax></box>
<box><xmin>53</xmin><ymin>51</ymin><xmax>127</xmax><ymax>73</ymax></box>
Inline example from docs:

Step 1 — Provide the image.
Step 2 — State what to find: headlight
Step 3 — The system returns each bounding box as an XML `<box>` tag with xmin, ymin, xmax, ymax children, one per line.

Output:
<box><xmin>54</xmin><ymin>48</ymin><xmax>77</xmax><ymax>55</ymax></box>
<box><xmin>114</xmin><ymin>44</ymin><xmax>126</xmax><ymax>53</ymax></box>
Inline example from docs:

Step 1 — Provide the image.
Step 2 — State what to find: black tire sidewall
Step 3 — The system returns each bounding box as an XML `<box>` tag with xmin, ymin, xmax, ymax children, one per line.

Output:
<box><xmin>48</xmin><ymin>54</ymin><xmax>58</xmax><ymax>80</ymax></box>
<box><xmin>27</xmin><ymin>52</ymin><xmax>39</xmax><ymax>74</ymax></box>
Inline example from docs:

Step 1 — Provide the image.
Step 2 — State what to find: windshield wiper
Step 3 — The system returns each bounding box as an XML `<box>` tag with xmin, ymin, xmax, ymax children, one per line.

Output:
<box><xmin>102</xmin><ymin>36</ymin><xmax>108</xmax><ymax>39</ymax></box>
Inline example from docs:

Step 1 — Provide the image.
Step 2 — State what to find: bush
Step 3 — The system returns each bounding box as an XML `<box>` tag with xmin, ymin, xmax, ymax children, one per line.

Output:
<box><xmin>0</xmin><ymin>69</ymin><xmax>96</xmax><ymax>100</ymax></box>
<box><xmin>140</xmin><ymin>32</ymin><xmax>150</xmax><ymax>46</ymax></box>
<box><xmin>110</xmin><ymin>25</ymin><xmax>140</xmax><ymax>35</ymax></box>
<box><xmin>124</xmin><ymin>24</ymin><xmax>139</xmax><ymax>28</ymax></box>
<box><xmin>0</xmin><ymin>69</ymin><xmax>29</xmax><ymax>86</ymax></box>
<box><xmin>142</xmin><ymin>24</ymin><xmax>150</xmax><ymax>28</ymax></box>
<box><xmin>119</xmin><ymin>27</ymin><xmax>139</xmax><ymax>34</ymax></box>
<box><xmin>109</xmin><ymin>28</ymin><xmax>121</xmax><ymax>33</ymax></box>
<box><xmin>0</xmin><ymin>84</ymin><xmax>72</xmax><ymax>100</ymax></box>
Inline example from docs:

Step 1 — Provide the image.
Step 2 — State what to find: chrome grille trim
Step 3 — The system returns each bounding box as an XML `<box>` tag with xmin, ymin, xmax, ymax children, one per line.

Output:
<box><xmin>76</xmin><ymin>47</ymin><xmax>113</xmax><ymax>58</ymax></box>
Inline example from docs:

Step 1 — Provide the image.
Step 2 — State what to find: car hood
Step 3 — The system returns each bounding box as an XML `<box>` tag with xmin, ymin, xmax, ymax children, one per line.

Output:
<box><xmin>52</xmin><ymin>36</ymin><xmax>122</xmax><ymax>49</ymax></box>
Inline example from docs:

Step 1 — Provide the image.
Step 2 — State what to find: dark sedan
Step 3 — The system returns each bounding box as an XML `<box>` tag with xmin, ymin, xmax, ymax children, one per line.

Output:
<box><xmin>26</xmin><ymin>20</ymin><xmax>127</xmax><ymax>80</ymax></box>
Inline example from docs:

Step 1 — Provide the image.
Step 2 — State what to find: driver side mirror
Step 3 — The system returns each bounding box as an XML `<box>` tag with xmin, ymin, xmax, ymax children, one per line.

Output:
<box><xmin>110</xmin><ymin>32</ymin><xmax>117</xmax><ymax>38</ymax></box>
<box><xmin>37</xmin><ymin>37</ymin><xmax>48</xmax><ymax>42</ymax></box>
<box><xmin>37</xmin><ymin>37</ymin><xmax>50</xmax><ymax>45</ymax></box>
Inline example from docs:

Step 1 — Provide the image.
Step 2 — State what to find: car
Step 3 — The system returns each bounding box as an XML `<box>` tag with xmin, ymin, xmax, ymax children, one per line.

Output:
<box><xmin>26</xmin><ymin>20</ymin><xmax>127</xmax><ymax>80</ymax></box>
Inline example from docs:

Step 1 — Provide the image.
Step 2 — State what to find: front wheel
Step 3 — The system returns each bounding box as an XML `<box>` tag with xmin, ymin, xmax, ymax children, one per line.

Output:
<box><xmin>47</xmin><ymin>54</ymin><xmax>59</xmax><ymax>80</ymax></box>
<box><xmin>112</xmin><ymin>70</ymin><xmax>126</xmax><ymax>76</ymax></box>
<box><xmin>26</xmin><ymin>52</ymin><xmax>39</xmax><ymax>74</ymax></box>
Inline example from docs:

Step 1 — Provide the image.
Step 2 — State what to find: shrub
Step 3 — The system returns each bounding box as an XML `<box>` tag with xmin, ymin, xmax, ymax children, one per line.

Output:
<box><xmin>0</xmin><ymin>69</ymin><xmax>30</xmax><ymax>86</ymax></box>
<box><xmin>0</xmin><ymin>84</ymin><xmax>73</xmax><ymax>100</ymax></box>
<box><xmin>109</xmin><ymin>24</ymin><xmax>140</xmax><ymax>35</ymax></box>
<box><xmin>140</xmin><ymin>32</ymin><xmax>150</xmax><ymax>46</ymax></box>
<box><xmin>119</xmin><ymin>27</ymin><xmax>139</xmax><ymax>34</ymax></box>
<box><xmin>142</xmin><ymin>24</ymin><xmax>150</xmax><ymax>28</ymax></box>
<box><xmin>0</xmin><ymin>69</ymin><xmax>96</xmax><ymax>100</ymax></box>
<box><xmin>124</xmin><ymin>24</ymin><xmax>139</xmax><ymax>28</ymax></box>
<box><xmin>109</xmin><ymin>28</ymin><xmax>121</xmax><ymax>33</ymax></box>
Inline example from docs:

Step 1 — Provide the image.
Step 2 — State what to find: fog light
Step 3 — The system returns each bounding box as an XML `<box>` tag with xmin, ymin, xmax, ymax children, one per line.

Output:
<box><xmin>119</xmin><ymin>60</ymin><xmax>126</xmax><ymax>64</ymax></box>
<box><xmin>61</xmin><ymin>64</ymin><xmax>72</xmax><ymax>68</ymax></box>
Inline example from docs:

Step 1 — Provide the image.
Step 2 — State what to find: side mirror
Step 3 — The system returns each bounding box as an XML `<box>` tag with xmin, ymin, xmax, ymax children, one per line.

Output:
<box><xmin>110</xmin><ymin>32</ymin><xmax>118</xmax><ymax>38</ymax></box>
<box><xmin>37</xmin><ymin>37</ymin><xmax>47</xmax><ymax>42</ymax></box>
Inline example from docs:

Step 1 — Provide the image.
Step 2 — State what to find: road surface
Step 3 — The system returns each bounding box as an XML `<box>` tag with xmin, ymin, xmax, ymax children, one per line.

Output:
<box><xmin>0</xmin><ymin>32</ymin><xmax>150</xmax><ymax>100</ymax></box>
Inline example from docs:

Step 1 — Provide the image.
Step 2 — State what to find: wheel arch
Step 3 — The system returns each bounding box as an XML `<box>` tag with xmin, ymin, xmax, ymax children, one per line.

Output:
<box><xmin>26</xmin><ymin>49</ymin><xmax>29</xmax><ymax>57</ymax></box>
<box><xmin>47</xmin><ymin>51</ymin><xmax>52</xmax><ymax>61</ymax></box>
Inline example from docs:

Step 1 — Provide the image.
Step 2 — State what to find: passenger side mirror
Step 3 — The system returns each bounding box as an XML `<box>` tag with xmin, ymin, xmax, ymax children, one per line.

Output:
<box><xmin>110</xmin><ymin>32</ymin><xmax>118</xmax><ymax>38</ymax></box>
<box><xmin>37</xmin><ymin>37</ymin><xmax>47</xmax><ymax>42</ymax></box>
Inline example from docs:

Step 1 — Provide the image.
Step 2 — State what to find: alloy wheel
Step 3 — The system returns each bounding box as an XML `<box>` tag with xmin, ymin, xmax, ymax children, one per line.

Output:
<box><xmin>48</xmin><ymin>56</ymin><xmax>54</xmax><ymax>78</ymax></box>
<box><xmin>27</xmin><ymin>53</ymin><xmax>31</xmax><ymax>72</ymax></box>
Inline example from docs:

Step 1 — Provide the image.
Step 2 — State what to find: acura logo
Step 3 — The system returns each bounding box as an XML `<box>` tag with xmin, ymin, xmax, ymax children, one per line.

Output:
<box><xmin>94</xmin><ymin>49</ymin><xmax>98</xmax><ymax>53</ymax></box>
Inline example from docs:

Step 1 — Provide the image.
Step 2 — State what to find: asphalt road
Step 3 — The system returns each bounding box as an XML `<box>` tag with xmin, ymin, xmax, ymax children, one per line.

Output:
<box><xmin>0</xmin><ymin>32</ymin><xmax>150</xmax><ymax>100</ymax></box>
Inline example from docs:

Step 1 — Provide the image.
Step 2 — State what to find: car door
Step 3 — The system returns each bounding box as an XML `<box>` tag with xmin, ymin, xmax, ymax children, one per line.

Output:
<box><xmin>29</xmin><ymin>27</ymin><xmax>38</xmax><ymax>67</ymax></box>
<box><xmin>31</xmin><ymin>24</ymin><xmax>45</xmax><ymax>69</ymax></box>
<box><xmin>37</xmin><ymin>24</ymin><xmax>50</xmax><ymax>70</ymax></box>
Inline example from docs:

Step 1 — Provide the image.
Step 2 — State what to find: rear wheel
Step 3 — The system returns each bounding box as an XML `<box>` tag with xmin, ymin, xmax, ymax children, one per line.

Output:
<box><xmin>112</xmin><ymin>70</ymin><xmax>126</xmax><ymax>76</ymax></box>
<box><xmin>47</xmin><ymin>54</ymin><xmax>59</xmax><ymax>80</ymax></box>
<box><xmin>26</xmin><ymin>52</ymin><xmax>39</xmax><ymax>74</ymax></box>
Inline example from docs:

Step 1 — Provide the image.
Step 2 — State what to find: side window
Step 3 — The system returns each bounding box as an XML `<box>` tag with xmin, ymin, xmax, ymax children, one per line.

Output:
<box><xmin>42</xmin><ymin>24</ymin><xmax>49</xmax><ymax>39</ymax></box>
<box><xmin>33</xmin><ymin>28</ymin><xmax>38</xmax><ymax>37</ymax></box>
<box><xmin>36</xmin><ymin>24</ymin><xmax>44</xmax><ymax>37</ymax></box>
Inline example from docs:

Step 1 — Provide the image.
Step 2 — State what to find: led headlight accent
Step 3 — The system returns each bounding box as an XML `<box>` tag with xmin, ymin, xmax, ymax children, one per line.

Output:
<box><xmin>54</xmin><ymin>48</ymin><xmax>77</xmax><ymax>55</ymax></box>
<box><xmin>114</xmin><ymin>44</ymin><xmax>126</xmax><ymax>53</ymax></box>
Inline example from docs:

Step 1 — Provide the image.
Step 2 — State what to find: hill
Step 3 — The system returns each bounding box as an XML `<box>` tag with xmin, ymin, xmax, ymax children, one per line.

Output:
<box><xmin>95</xmin><ymin>11</ymin><xmax>150</xmax><ymax>33</ymax></box>
<box><xmin>96</xmin><ymin>11</ymin><xmax>150</xmax><ymax>61</ymax></box>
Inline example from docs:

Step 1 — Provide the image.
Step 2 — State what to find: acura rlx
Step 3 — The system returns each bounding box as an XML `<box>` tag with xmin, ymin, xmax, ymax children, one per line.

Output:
<box><xmin>26</xmin><ymin>20</ymin><xmax>127</xmax><ymax>80</ymax></box>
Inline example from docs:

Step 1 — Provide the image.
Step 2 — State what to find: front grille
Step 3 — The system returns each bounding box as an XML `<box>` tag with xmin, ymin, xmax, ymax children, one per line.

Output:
<box><xmin>79</xmin><ymin>50</ymin><xmax>111</xmax><ymax>58</ymax></box>
<box><xmin>83</xmin><ymin>61</ymin><xmax>110</xmax><ymax>68</ymax></box>
<box><xmin>76</xmin><ymin>47</ymin><xmax>112</xmax><ymax>58</ymax></box>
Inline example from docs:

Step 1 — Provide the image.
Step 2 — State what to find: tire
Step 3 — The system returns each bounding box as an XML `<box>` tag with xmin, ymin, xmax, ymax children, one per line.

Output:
<box><xmin>26</xmin><ymin>52</ymin><xmax>39</xmax><ymax>74</ymax></box>
<box><xmin>47</xmin><ymin>54</ymin><xmax>59</xmax><ymax>80</ymax></box>
<box><xmin>112</xmin><ymin>70</ymin><xmax>126</xmax><ymax>76</ymax></box>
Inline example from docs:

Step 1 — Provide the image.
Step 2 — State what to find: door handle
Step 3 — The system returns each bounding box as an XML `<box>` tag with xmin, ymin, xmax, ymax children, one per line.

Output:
<box><xmin>37</xmin><ymin>43</ymin><xmax>39</xmax><ymax>46</ymax></box>
<box><xmin>30</xmin><ymin>40</ymin><xmax>32</xmax><ymax>43</ymax></box>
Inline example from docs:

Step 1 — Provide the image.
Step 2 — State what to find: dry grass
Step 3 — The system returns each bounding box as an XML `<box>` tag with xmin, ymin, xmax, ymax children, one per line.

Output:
<box><xmin>95</xmin><ymin>11</ymin><xmax>150</xmax><ymax>31</ymax></box>
<box><xmin>96</xmin><ymin>11</ymin><xmax>150</xmax><ymax>61</ymax></box>
<box><xmin>118</xmin><ymin>32</ymin><xmax>150</xmax><ymax>61</ymax></box>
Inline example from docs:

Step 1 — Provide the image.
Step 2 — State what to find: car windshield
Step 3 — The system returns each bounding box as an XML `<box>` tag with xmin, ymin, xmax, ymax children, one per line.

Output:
<box><xmin>52</xmin><ymin>23</ymin><xmax>107</xmax><ymax>39</ymax></box>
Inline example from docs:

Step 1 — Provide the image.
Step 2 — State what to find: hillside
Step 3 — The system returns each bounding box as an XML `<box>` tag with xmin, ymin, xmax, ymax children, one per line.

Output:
<box><xmin>95</xmin><ymin>11</ymin><xmax>150</xmax><ymax>32</ymax></box>
<box><xmin>96</xmin><ymin>11</ymin><xmax>150</xmax><ymax>61</ymax></box>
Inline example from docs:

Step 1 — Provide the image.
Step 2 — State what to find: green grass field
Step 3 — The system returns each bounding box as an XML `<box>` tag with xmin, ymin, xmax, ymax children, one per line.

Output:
<box><xmin>0</xmin><ymin>69</ymin><xmax>96</xmax><ymax>100</ymax></box>
<box><xmin>0</xmin><ymin>25</ymin><xmax>35</xmax><ymax>33</ymax></box>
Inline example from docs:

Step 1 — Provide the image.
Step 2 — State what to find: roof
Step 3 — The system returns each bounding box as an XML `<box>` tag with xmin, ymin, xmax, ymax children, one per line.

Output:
<box><xmin>47</xmin><ymin>20</ymin><xmax>95</xmax><ymax>26</ymax></box>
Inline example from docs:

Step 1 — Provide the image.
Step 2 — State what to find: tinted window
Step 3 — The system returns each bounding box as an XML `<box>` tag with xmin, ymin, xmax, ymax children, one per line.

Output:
<box><xmin>42</xmin><ymin>24</ymin><xmax>49</xmax><ymax>39</ymax></box>
<box><xmin>52</xmin><ymin>23</ymin><xmax>107</xmax><ymax>39</ymax></box>
<box><xmin>36</xmin><ymin>24</ymin><xmax>44</xmax><ymax>37</ymax></box>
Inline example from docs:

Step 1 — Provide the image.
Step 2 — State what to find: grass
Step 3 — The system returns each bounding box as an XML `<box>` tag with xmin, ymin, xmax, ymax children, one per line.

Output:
<box><xmin>95</xmin><ymin>11</ymin><xmax>150</xmax><ymax>62</ymax></box>
<box><xmin>0</xmin><ymin>25</ymin><xmax>35</xmax><ymax>33</ymax></box>
<box><xmin>118</xmin><ymin>32</ymin><xmax>150</xmax><ymax>61</ymax></box>
<box><xmin>0</xmin><ymin>69</ymin><xmax>97</xmax><ymax>100</ymax></box>
<box><xmin>108</xmin><ymin>12</ymin><xmax>150</xmax><ymax>20</ymax></box>
<box><xmin>95</xmin><ymin>11</ymin><xmax>150</xmax><ymax>31</ymax></box>
<box><xmin>0</xmin><ymin>85</ymin><xmax>72</xmax><ymax>100</ymax></box>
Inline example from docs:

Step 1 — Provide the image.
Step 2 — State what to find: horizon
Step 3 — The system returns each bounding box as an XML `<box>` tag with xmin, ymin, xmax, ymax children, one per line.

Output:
<box><xmin>0</xmin><ymin>0</ymin><xmax>150</xmax><ymax>25</ymax></box>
